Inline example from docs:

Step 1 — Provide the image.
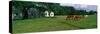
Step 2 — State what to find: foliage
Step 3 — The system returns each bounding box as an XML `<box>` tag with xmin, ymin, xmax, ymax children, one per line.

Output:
<box><xmin>12</xmin><ymin>1</ymin><xmax>97</xmax><ymax>19</ymax></box>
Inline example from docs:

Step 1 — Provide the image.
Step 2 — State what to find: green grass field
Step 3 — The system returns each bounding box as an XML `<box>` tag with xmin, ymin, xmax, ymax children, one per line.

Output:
<box><xmin>12</xmin><ymin>15</ymin><xmax>97</xmax><ymax>33</ymax></box>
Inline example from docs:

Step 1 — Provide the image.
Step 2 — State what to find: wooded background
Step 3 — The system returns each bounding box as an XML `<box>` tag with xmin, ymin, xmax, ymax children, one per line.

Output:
<box><xmin>12</xmin><ymin>1</ymin><xmax>97</xmax><ymax>19</ymax></box>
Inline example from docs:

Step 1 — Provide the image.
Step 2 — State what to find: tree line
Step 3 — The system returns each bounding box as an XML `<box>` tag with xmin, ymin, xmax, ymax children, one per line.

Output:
<box><xmin>11</xmin><ymin>1</ymin><xmax>97</xmax><ymax>19</ymax></box>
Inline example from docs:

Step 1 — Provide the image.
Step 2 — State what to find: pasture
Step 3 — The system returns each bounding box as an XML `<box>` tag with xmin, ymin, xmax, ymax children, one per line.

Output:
<box><xmin>12</xmin><ymin>15</ymin><xmax>97</xmax><ymax>33</ymax></box>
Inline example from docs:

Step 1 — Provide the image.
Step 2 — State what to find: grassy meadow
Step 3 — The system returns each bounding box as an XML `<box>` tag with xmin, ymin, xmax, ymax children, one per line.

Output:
<box><xmin>12</xmin><ymin>15</ymin><xmax>97</xmax><ymax>33</ymax></box>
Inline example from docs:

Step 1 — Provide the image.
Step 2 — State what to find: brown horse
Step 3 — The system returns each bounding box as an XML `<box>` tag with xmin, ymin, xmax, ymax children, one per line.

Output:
<box><xmin>66</xmin><ymin>15</ymin><xmax>82</xmax><ymax>20</ymax></box>
<box><xmin>73</xmin><ymin>15</ymin><xmax>81</xmax><ymax>20</ymax></box>
<box><xmin>66</xmin><ymin>15</ymin><xmax>74</xmax><ymax>20</ymax></box>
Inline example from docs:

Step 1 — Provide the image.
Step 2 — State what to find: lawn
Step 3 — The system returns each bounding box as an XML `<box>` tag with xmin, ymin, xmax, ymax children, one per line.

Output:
<box><xmin>12</xmin><ymin>15</ymin><xmax>97</xmax><ymax>33</ymax></box>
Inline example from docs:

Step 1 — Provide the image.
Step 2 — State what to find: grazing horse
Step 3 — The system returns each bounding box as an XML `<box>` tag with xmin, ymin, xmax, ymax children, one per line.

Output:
<box><xmin>66</xmin><ymin>15</ymin><xmax>82</xmax><ymax>20</ymax></box>
<box><xmin>66</xmin><ymin>15</ymin><xmax>74</xmax><ymax>20</ymax></box>
<box><xmin>73</xmin><ymin>15</ymin><xmax>81</xmax><ymax>20</ymax></box>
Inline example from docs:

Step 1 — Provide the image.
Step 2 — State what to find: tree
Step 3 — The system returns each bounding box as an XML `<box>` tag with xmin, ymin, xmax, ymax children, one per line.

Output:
<box><xmin>88</xmin><ymin>10</ymin><xmax>96</xmax><ymax>15</ymax></box>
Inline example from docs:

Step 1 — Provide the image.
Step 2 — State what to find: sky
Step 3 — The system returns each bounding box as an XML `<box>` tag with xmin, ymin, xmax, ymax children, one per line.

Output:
<box><xmin>60</xmin><ymin>3</ymin><xmax>97</xmax><ymax>11</ymax></box>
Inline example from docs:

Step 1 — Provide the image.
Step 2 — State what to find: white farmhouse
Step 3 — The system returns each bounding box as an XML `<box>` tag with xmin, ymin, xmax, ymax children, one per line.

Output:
<box><xmin>44</xmin><ymin>11</ymin><xmax>49</xmax><ymax>17</ymax></box>
<box><xmin>50</xmin><ymin>12</ymin><xmax>54</xmax><ymax>17</ymax></box>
